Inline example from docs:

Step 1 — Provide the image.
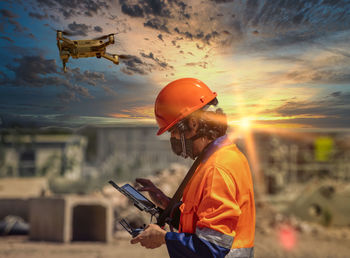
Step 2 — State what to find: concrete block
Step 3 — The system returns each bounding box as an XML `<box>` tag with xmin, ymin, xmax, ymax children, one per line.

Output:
<box><xmin>29</xmin><ymin>196</ymin><xmax>112</xmax><ymax>243</ymax></box>
<box><xmin>0</xmin><ymin>198</ymin><xmax>29</xmax><ymax>221</ymax></box>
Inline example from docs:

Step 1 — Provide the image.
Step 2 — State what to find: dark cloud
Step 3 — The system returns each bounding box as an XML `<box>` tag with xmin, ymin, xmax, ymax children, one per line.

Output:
<box><xmin>57</xmin><ymin>90</ymin><xmax>78</xmax><ymax>103</ymax></box>
<box><xmin>185</xmin><ymin>61</ymin><xmax>208</xmax><ymax>69</ymax></box>
<box><xmin>121</xmin><ymin>55</ymin><xmax>152</xmax><ymax>75</ymax></box>
<box><xmin>173</xmin><ymin>27</ymin><xmax>221</xmax><ymax>45</ymax></box>
<box><xmin>94</xmin><ymin>26</ymin><xmax>103</xmax><ymax>33</ymax></box>
<box><xmin>144</xmin><ymin>18</ymin><xmax>169</xmax><ymax>33</ymax></box>
<box><xmin>120</xmin><ymin>0</ymin><xmax>171</xmax><ymax>18</ymax></box>
<box><xmin>5</xmin><ymin>56</ymin><xmax>59</xmax><ymax>87</ymax></box>
<box><xmin>1</xmin><ymin>55</ymin><xmax>105</xmax><ymax>101</ymax></box>
<box><xmin>28</xmin><ymin>12</ymin><xmax>48</xmax><ymax>20</ymax></box>
<box><xmin>210</xmin><ymin>0</ymin><xmax>235</xmax><ymax>3</ymax></box>
<box><xmin>36</xmin><ymin>0</ymin><xmax>56</xmax><ymax>8</ymax></box>
<box><xmin>235</xmin><ymin>0</ymin><xmax>350</xmax><ymax>52</ymax></box>
<box><xmin>0</xmin><ymin>9</ymin><xmax>26</xmax><ymax>32</ymax></box>
<box><xmin>0</xmin><ymin>9</ymin><xmax>18</xmax><ymax>18</ymax></box>
<box><xmin>120</xmin><ymin>2</ymin><xmax>144</xmax><ymax>17</ymax></box>
<box><xmin>69</xmin><ymin>68</ymin><xmax>106</xmax><ymax>86</ymax></box>
<box><xmin>8</xmin><ymin>19</ymin><xmax>26</xmax><ymax>32</ymax></box>
<box><xmin>0</xmin><ymin>36</ymin><xmax>14</xmax><ymax>43</ymax></box>
<box><xmin>157</xmin><ymin>33</ymin><xmax>163</xmax><ymax>41</ymax></box>
<box><xmin>67</xmin><ymin>21</ymin><xmax>90</xmax><ymax>36</ymax></box>
<box><xmin>35</xmin><ymin>0</ymin><xmax>109</xmax><ymax>19</ymax></box>
<box><xmin>275</xmin><ymin>92</ymin><xmax>350</xmax><ymax>119</ymax></box>
<box><xmin>140</xmin><ymin>52</ymin><xmax>173</xmax><ymax>69</ymax></box>
<box><xmin>285</xmin><ymin>68</ymin><xmax>350</xmax><ymax>85</ymax></box>
<box><xmin>260</xmin><ymin>92</ymin><xmax>350</xmax><ymax>128</ymax></box>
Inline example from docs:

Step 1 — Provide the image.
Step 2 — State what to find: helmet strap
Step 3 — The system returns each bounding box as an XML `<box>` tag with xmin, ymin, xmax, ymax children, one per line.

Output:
<box><xmin>180</xmin><ymin>131</ymin><xmax>187</xmax><ymax>158</ymax></box>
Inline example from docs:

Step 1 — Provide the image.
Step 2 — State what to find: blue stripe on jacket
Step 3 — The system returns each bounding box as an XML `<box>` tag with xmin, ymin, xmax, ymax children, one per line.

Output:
<box><xmin>165</xmin><ymin>232</ymin><xmax>230</xmax><ymax>258</ymax></box>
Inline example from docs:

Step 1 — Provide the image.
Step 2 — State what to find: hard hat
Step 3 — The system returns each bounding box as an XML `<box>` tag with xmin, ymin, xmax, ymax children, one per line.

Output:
<box><xmin>154</xmin><ymin>78</ymin><xmax>217</xmax><ymax>135</ymax></box>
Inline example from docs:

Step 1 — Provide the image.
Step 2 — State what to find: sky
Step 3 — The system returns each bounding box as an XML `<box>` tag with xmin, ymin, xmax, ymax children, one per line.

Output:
<box><xmin>0</xmin><ymin>0</ymin><xmax>349</xmax><ymax>130</ymax></box>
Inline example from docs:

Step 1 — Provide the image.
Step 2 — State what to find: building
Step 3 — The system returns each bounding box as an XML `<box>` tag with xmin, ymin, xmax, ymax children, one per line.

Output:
<box><xmin>0</xmin><ymin>133</ymin><xmax>87</xmax><ymax>179</ymax></box>
<box><xmin>80</xmin><ymin>125</ymin><xmax>192</xmax><ymax>179</ymax></box>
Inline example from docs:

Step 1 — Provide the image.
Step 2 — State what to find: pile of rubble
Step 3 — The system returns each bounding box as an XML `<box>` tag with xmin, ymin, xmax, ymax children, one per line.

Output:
<box><xmin>255</xmin><ymin>201</ymin><xmax>350</xmax><ymax>241</ymax></box>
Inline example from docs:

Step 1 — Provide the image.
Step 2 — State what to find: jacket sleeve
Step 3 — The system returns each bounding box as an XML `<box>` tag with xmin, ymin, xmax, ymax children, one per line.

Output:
<box><xmin>196</xmin><ymin>165</ymin><xmax>241</xmax><ymax>234</ymax></box>
<box><xmin>165</xmin><ymin>166</ymin><xmax>240</xmax><ymax>258</ymax></box>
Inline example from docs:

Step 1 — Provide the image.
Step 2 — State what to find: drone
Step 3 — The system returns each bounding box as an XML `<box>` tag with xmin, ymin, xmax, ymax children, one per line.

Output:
<box><xmin>56</xmin><ymin>30</ymin><xmax>128</xmax><ymax>72</ymax></box>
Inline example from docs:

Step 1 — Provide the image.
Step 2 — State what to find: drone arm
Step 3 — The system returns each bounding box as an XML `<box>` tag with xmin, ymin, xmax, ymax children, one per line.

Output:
<box><xmin>60</xmin><ymin>36</ymin><xmax>75</xmax><ymax>45</ymax></box>
<box><xmin>101</xmin><ymin>53</ymin><xmax>119</xmax><ymax>64</ymax></box>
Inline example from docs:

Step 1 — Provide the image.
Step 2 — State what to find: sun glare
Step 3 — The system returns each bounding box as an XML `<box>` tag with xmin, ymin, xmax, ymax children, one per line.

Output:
<box><xmin>240</xmin><ymin>117</ymin><xmax>252</xmax><ymax>130</ymax></box>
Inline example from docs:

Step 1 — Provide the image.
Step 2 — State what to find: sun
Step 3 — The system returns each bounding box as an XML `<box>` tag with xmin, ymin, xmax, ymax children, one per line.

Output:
<box><xmin>240</xmin><ymin>117</ymin><xmax>252</xmax><ymax>130</ymax></box>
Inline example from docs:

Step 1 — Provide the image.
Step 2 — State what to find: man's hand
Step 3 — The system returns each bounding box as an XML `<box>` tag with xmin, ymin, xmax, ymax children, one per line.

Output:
<box><xmin>135</xmin><ymin>178</ymin><xmax>170</xmax><ymax>209</ymax></box>
<box><xmin>130</xmin><ymin>224</ymin><xmax>166</xmax><ymax>249</ymax></box>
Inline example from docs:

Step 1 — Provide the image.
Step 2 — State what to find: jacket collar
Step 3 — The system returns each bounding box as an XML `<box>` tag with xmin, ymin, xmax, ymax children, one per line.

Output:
<box><xmin>201</xmin><ymin>135</ymin><xmax>231</xmax><ymax>163</ymax></box>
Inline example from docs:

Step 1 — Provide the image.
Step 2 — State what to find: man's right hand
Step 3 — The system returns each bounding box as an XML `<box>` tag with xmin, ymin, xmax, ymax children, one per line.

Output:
<box><xmin>135</xmin><ymin>178</ymin><xmax>170</xmax><ymax>209</ymax></box>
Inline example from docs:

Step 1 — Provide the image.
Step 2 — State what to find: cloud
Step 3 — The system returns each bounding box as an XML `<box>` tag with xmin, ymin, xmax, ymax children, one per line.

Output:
<box><xmin>94</xmin><ymin>25</ymin><xmax>103</xmax><ymax>33</ymax></box>
<box><xmin>34</xmin><ymin>0</ymin><xmax>110</xmax><ymax>19</ymax></box>
<box><xmin>140</xmin><ymin>52</ymin><xmax>173</xmax><ymax>70</ymax></box>
<box><xmin>28</xmin><ymin>12</ymin><xmax>48</xmax><ymax>20</ymax></box>
<box><xmin>5</xmin><ymin>55</ymin><xmax>59</xmax><ymax>87</ymax></box>
<box><xmin>119</xmin><ymin>0</ymin><xmax>173</xmax><ymax>18</ymax></box>
<box><xmin>285</xmin><ymin>69</ymin><xmax>350</xmax><ymax>85</ymax></box>
<box><xmin>110</xmin><ymin>105</ymin><xmax>154</xmax><ymax>119</ymax></box>
<box><xmin>144</xmin><ymin>18</ymin><xmax>169</xmax><ymax>33</ymax></box>
<box><xmin>0</xmin><ymin>36</ymin><xmax>13</xmax><ymax>43</ymax></box>
<box><xmin>69</xmin><ymin>68</ymin><xmax>106</xmax><ymax>86</ymax></box>
<box><xmin>120</xmin><ymin>55</ymin><xmax>152</xmax><ymax>75</ymax></box>
<box><xmin>0</xmin><ymin>8</ymin><xmax>26</xmax><ymax>32</ymax></box>
<box><xmin>0</xmin><ymin>9</ymin><xmax>18</xmax><ymax>18</ymax></box>
<box><xmin>120</xmin><ymin>1</ymin><xmax>144</xmax><ymax>17</ymax></box>
<box><xmin>269</xmin><ymin>92</ymin><xmax>350</xmax><ymax>128</ymax></box>
<box><xmin>1</xmin><ymin>55</ymin><xmax>105</xmax><ymax>101</ymax></box>
<box><xmin>185</xmin><ymin>61</ymin><xmax>208</xmax><ymax>69</ymax></box>
<box><xmin>67</xmin><ymin>21</ymin><xmax>90</xmax><ymax>36</ymax></box>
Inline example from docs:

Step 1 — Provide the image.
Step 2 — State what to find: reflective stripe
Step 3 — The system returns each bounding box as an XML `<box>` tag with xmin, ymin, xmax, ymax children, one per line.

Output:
<box><xmin>195</xmin><ymin>227</ymin><xmax>234</xmax><ymax>249</ymax></box>
<box><xmin>226</xmin><ymin>247</ymin><xmax>254</xmax><ymax>258</ymax></box>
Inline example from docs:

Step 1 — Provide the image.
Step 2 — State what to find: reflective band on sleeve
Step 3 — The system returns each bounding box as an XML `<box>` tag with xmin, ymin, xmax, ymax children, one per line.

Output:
<box><xmin>195</xmin><ymin>227</ymin><xmax>234</xmax><ymax>249</ymax></box>
<box><xmin>226</xmin><ymin>247</ymin><xmax>254</xmax><ymax>258</ymax></box>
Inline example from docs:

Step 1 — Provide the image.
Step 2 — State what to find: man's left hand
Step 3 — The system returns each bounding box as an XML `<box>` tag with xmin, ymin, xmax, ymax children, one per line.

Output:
<box><xmin>130</xmin><ymin>224</ymin><xmax>166</xmax><ymax>249</ymax></box>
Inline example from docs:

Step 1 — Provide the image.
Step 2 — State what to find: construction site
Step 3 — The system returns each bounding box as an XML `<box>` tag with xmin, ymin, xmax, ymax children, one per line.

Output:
<box><xmin>0</xmin><ymin>126</ymin><xmax>350</xmax><ymax>258</ymax></box>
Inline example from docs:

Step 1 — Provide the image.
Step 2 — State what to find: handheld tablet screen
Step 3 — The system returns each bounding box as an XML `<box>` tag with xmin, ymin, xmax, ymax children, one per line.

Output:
<box><xmin>122</xmin><ymin>184</ymin><xmax>155</xmax><ymax>208</ymax></box>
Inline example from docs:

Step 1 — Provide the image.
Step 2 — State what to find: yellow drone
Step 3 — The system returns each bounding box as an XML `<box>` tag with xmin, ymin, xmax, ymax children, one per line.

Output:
<box><xmin>56</xmin><ymin>30</ymin><xmax>128</xmax><ymax>72</ymax></box>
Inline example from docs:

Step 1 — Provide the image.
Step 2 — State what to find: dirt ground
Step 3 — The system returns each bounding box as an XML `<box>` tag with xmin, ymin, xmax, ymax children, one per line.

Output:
<box><xmin>1</xmin><ymin>229</ymin><xmax>350</xmax><ymax>258</ymax></box>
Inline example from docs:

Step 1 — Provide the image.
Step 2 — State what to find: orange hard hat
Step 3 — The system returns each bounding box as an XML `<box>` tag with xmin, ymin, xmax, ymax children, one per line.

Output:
<box><xmin>154</xmin><ymin>78</ymin><xmax>217</xmax><ymax>135</ymax></box>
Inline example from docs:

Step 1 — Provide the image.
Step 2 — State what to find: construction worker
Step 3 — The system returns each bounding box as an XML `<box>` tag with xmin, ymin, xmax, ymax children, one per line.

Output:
<box><xmin>131</xmin><ymin>78</ymin><xmax>255</xmax><ymax>258</ymax></box>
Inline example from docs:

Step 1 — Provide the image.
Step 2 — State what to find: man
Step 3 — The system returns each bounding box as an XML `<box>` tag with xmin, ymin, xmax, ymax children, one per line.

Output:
<box><xmin>131</xmin><ymin>78</ymin><xmax>255</xmax><ymax>258</ymax></box>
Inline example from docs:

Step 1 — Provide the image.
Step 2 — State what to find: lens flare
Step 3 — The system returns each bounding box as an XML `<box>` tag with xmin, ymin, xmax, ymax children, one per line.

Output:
<box><xmin>278</xmin><ymin>225</ymin><xmax>297</xmax><ymax>251</ymax></box>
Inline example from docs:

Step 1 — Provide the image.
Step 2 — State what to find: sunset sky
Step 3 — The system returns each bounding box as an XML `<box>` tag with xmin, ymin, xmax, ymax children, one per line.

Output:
<box><xmin>0</xmin><ymin>0</ymin><xmax>349</xmax><ymax>129</ymax></box>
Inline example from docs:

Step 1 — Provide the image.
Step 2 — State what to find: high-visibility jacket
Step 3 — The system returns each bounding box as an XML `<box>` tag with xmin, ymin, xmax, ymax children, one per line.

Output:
<box><xmin>165</xmin><ymin>135</ymin><xmax>255</xmax><ymax>258</ymax></box>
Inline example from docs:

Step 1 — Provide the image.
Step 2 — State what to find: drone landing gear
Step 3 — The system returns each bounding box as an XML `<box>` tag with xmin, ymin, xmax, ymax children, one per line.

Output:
<box><xmin>62</xmin><ymin>60</ymin><xmax>68</xmax><ymax>73</ymax></box>
<box><xmin>101</xmin><ymin>53</ymin><xmax>119</xmax><ymax>64</ymax></box>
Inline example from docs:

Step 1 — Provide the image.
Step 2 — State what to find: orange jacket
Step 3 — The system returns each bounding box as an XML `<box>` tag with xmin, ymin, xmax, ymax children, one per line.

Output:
<box><xmin>179</xmin><ymin>137</ymin><xmax>255</xmax><ymax>249</ymax></box>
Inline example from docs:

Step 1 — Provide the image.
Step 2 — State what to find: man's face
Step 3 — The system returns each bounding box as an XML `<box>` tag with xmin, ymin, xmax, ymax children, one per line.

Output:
<box><xmin>168</xmin><ymin>121</ymin><xmax>197</xmax><ymax>140</ymax></box>
<box><xmin>168</xmin><ymin>117</ymin><xmax>202</xmax><ymax>158</ymax></box>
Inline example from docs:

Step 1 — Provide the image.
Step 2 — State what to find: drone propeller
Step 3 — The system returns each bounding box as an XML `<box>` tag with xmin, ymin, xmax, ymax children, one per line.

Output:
<box><xmin>93</xmin><ymin>33</ymin><xmax>117</xmax><ymax>40</ymax></box>
<box><xmin>118</xmin><ymin>54</ymin><xmax>131</xmax><ymax>59</ymax></box>
<box><xmin>106</xmin><ymin>53</ymin><xmax>130</xmax><ymax>59</ymax></box>
<box><xmin>60</xmin><ymin>30</ymin><xmax>75</xmax><ymax>36</ymax></box>
<box><xmin>54</xmin><ymin>29</ymin><xmax>76</xmax><ymax>36</ymax></box>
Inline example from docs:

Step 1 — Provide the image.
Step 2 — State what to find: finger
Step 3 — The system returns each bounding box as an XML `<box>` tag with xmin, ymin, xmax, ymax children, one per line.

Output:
<box><xmin>135</xmin><ymin>178</ymin><xmax>154</xmax><ymax>186</ymax></box>
<box><xmin>138</xmin><ymin>187</ymin><xmax>158</xmax><ymax>193</ymax></box>
<box><xmin>130</xmin><ymin>236</ymin><xmax>142</xmax><ymax>244</ymax></box>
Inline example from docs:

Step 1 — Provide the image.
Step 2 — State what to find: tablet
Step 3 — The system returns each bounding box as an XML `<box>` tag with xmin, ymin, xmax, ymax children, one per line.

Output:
<box><xmin>108</xmin><ymin>180</ymin><xmax>156</xmax><ymax>211</ymax></box>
